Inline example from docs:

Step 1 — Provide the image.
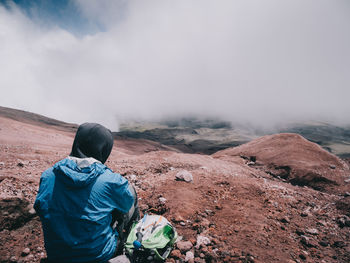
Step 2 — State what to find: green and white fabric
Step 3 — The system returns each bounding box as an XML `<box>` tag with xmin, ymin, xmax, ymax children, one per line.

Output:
<box><xmin>125</xmin><ymin>215</ymin><xmax>177</xmax><ymax>261</ymax></box>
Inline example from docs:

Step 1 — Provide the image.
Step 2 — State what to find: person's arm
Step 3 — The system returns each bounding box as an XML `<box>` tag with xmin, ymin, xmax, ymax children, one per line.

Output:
<box><xmin>34</xmin><ymin>168</ymin><xmax>53</xmax><ymax>215</ymax></box>
<box><xmin>107</xmin><ymin>173</ymin><xmax>135</xmax><ymax>214</ymax></box>
<box><xmin>109</xmin><ymin>179</ymin><xmax>140</xmax><ymax>254</ymax></box>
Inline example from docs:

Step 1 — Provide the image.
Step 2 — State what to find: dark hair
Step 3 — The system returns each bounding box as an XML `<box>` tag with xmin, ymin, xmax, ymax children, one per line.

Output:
<box><xmin>70</xmin><ymin>123</ymin><xmax>114</xmax><ymax>164</ymax></box>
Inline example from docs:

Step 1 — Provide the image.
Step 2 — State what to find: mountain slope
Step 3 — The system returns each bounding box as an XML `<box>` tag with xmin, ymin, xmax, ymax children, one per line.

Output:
<box><xmin>213</xmin><ymin>133</ymin><xmax>349</xmax><ymax>194</ymax></box>
<box><xmin>0</xmin><ymin>108</ymin><xmax>350</xmax><ymax>262</ymax></box>
<box><xmin>117</xmin><ymin>118</ymin><xmax>350</xmax><ymax>157</ymax></box>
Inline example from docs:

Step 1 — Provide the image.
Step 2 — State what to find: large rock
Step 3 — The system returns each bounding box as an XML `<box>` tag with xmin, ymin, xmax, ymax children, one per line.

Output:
<box><xmin>0</xmin><ymin>195</ymin><xmax>35</xmax><ymax>230</ymax></box>
<box><xmin>336</xmin><ymin>196</ymin><xmax>350</xmax><ymax>216</ymax></box>
<box><xmin>175</xmin><ymin>170</ymin><xmax>193</xmax><ymax>183</ymax></box>
<box><xmin>176</xmin><ymin>240</ymin><xmax>193</xmax><ymax>252</ymax></box>
<box><xmin>0</xmin><ymin>176</ymin><xmax>37</xmax><ymax>230</ymax></box>
<box><xmin>213</xmin><ymin>133</ymin><xmax>350</xmax><ymax>193</ymax></box>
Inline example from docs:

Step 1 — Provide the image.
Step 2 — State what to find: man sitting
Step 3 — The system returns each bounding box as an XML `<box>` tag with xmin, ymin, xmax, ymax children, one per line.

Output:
<box><xmin>34</xmin><ymin>123</ymin><xmax>139</xmax><ymax>263</ymax></box>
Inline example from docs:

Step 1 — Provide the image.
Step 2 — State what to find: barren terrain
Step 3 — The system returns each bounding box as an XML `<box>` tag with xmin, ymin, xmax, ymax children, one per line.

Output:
<box><xmin>1</xmin><ymin>108</ymin><xmax>350</xmax><ymax>263</ymax></box>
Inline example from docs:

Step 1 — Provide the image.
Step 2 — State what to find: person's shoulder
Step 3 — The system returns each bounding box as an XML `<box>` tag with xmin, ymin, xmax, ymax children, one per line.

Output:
<box><xmin>40</xmin><ymin>158</ymin><xmax>66</xmax><ymax>180</ymax></box>
<box><xmin>97</xmin><ymin>168</ymin><xmax>129</xmax><ymax>185</ymax></box>
<box><xmin>41</xmin><ymin>166</ymin><xmax>55</xmax><ymax>179</ymax></box>
<box><xmin>98</xmin><ymin>168</ymin><xmax>124</xmax><ymax>180</ymax></box>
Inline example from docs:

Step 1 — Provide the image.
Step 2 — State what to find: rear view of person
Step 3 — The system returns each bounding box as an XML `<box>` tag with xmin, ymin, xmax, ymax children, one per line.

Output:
<box><xmin>34</xmin><ymin>123</ymin><xmax>139</xmax><ymax>263</ymax></box>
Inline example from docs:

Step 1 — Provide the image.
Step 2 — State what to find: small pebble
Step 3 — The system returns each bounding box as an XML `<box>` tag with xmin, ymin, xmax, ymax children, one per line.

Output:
<box><xmin>177</xmin><ymin>241</ymin><xmax>193</xmax><ymax>252</ymax></box>
<box><xmin>185</xmin><ymin>251</ymin><xmax>194</xmax><ymax>262</ymax></box>
<box><xmin>170</xmin><ymin>249</ymin><xmax>181</xmax><ymax>259</ymax></box>
<box><xmin>21</xmin><ymin>248</ymin><xmax>30</xmax><ymax>257</ymax></box>
<box><xmin>306</xmin><ymin>228</ymin><xmax>319</xmax><ymax>235</ymax></box>
<box><xmin>319</xmin><ymin>241</ymin><xmax>329</xmax><ymax>247</ymax></box>
<box><xmin>173</xmin><ymin>215</ymin><xmax>185</xmax><ymax>223</ymax></box>
<box><xmin>280</xmin><ymin>217</ymin><xmax>290</xmax><ymax>223</ymax></box>
<box><xmin>301</xmin><ymin>210</ymin><xmax>311</xmax><ymax>217</ymax></box>
<box><xmin>300</xmin><ymin>250</ymin><xmax>308</xmax><ymax>260</ymax></box>
<box><xmin>195</xmin><ymin>235</ymin><xmax>211</xmax><ymax>249</ymax></box>
<box><xmin>159</xmin><ymin>197</ymin><xmax>167</xmax><ymax>204</ymax></box>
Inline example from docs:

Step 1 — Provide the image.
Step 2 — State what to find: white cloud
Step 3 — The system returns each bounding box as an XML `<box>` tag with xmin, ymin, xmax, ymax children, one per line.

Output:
<box><xmin>1</xmin><ymin>0</ymin><xmax>349</xmax><ymax>130</ymax></box>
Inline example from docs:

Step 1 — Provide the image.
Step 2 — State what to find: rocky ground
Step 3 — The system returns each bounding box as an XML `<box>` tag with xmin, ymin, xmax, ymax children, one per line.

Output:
<box><xmin>1</xmin><ymin>110</ymin><xmax>350</xmax><ymax>263</ymax></box>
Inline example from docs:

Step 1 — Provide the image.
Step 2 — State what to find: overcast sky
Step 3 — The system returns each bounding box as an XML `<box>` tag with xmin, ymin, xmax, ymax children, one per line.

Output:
<box><xmin>0</xmin><ymin>0</ymin><xmax>349</xmax><ymax>130</ymax></box>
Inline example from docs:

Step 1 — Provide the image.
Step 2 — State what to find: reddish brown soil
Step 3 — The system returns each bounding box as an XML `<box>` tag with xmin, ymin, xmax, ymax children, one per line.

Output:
<box><xmin>1</xmin><ymin>112</ymin><xmax>350</xmax><ymax>263</ymax></box>
<box><xmin>213</xmin><ymin>133</ymin><xmax>350</xmax><ymax>194</ymax></box>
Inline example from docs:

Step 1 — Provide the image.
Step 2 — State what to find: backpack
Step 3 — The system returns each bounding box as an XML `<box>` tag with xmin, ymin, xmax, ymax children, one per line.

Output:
<box><xmin>124</xmin><ymin>214</ymin><xmax>178</xmax><ymax>262</ymax></box>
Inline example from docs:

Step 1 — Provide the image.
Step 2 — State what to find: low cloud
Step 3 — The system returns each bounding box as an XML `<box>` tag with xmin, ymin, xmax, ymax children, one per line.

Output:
<box><xmin>1</xmin><ymin>0</ymin><xmax>349</xmax><ymax>130</ymax></box>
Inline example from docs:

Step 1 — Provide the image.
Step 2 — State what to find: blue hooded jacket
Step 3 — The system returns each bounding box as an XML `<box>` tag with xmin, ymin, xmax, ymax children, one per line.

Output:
<box><xmin>34</xmin><ymin>157</ymin><xmax>134</xmax><ymax>263</ymax></box>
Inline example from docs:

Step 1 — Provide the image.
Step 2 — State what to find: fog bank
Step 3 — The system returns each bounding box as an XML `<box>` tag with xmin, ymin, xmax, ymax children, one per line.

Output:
<box><xmin>1</xmin><ymin>0</ymin><xmax>349</xmax><ymax>130</ymax></box>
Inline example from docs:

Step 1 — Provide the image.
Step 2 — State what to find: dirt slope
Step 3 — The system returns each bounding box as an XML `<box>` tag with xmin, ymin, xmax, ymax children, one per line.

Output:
<box><xmin>0</xmin><ymin>106</ymin><xmax>78</xmax><ymax>133</ymax></box>
<box><xmin>213</xmin><ymin>133</ymin><xmax>350</xmax><ymax>194</ymax></box>
<box><xmin>1</xmin><ymin>112</ymin><xmax>350</xmax><ymax>263</ymax></box>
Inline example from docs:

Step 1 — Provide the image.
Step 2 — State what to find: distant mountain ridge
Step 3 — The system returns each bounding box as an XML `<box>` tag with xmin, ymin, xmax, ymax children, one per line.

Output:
<box><xmin>116</xmin><ymin>118</ymin><xmax>350</xmax><ymax>157</ymax></box>
<box><xmin>116</xmin><ymin>117</ymin><xmax>255</xmax><ymax>154</ymax></box>
<box><xmin>1</xmin><ymin>106</ymin><xmax>350</xmax><ymax>157</ymax></box>
<box><xmin>0</xmin><ymin>106</ymin><xmax>77</xmax><ymax>132</ymax></box>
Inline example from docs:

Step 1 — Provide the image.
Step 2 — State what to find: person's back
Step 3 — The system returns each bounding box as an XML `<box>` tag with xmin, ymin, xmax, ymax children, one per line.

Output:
<box><xmin>34</xmin><ymin>123</ymin><xmax>136</xmax><ymax>263</ymax></box>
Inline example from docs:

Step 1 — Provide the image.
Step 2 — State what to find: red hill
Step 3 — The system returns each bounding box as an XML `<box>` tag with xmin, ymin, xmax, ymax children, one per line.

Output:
<box><xmin>213</xmin><ymin>133</ymin><xmax>349</xmax><ymax>193</ymax></box>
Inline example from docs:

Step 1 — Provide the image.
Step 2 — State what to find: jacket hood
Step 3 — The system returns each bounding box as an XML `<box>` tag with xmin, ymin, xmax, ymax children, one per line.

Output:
<box><xmin>54</xmin><ymin>157</ymin><xmax>108</xmax><ymax>188</ymax></box>
<box><xmin>70</xmin><ymin>123</ymin><xmax>114</xmax><ymax>164</ymax></box>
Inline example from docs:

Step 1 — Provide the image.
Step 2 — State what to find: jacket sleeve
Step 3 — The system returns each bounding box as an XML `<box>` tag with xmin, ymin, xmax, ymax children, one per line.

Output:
<box><xmin>34</xmin><ymin>168</ymin><xmax>54</xmax><ymax>215</ymax></box>
<box><xmin>106</xmin><ymin>173</ymin><xmax>135</xmax><ymax>214</ymax></box>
